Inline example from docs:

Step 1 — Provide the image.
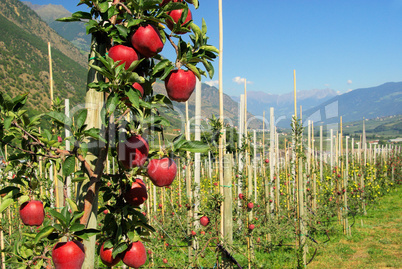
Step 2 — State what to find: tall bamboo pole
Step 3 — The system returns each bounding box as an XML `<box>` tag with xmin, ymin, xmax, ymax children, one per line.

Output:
<box><xmin>194</xmin><ymin>79</ymin><xmax>201</xmax><ymax>233</ymax></box>
<box><xmin>218</xmin><ymin>0</ymin><xmax>224</xmax><ymax>239</ymax></box>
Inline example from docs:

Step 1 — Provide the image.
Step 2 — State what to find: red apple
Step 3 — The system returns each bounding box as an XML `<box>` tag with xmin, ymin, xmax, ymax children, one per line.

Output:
<box><xmin>166</xmin><ymin>8</ymin><xmax>192</xmax><ymax>34</ymax></box>
<box><xmin>163</xmin><ymin>258</ymin><xmax>168</xmax><ymax>264</ymax></box>
<box><xmin>200</xmin><ymin>231</ymin><xmax>205</xmax><ymax>235</ymax></box>
<box><xmin>147</xmin><ymin>158</ymin><xmax>177</xmax><ymax>187</ymax></box>
<box><xmin>123</xmin><ymin>179</ymin><xmax>148</xmax><ymax>207</ymax></box>
<box><xmin>264</xmin><ymin>159</ymin><xmax>269</xmax><ymax>163</ymax></box>
<box><xmin>131</xmin><ymin>24</ymin><xmax>164</xmax><ymax>58</ymax></box>
<box><xmin>118</xmin><ymin>135</ymin><xmax>149</xmax><ymax>169</ymax></box>
<box><xmin>52</xmin><ymin>241</ymin><xmax>85</xmax><ymax>269</ymax></box>
<box><xmin>238</xmin><ymin>193</ymin><xmax>244</xmax><ymax>200</ymax></box>
<box><xmin>133</xmin><ymin>82</ymin><xmax>144</xmax><ymax>98</ymax></box>
<box><xmin>100</xmin><ymin>243</ymin><xmax>121</xmax><ymax>267</ymax></box>
<box><xmin>19</xmin><ymin>200</ymin><xmax>44</xmax><ymax>226</ymax></box>
<box><xmin>200</xmin><ymin>216</ymin><xmax>210</xmax><ymax>226</ymax></box>
<box><xmin>191</xmin><ymin>230</ymin><xmax>196</xmax><ymax>236</ymax></box>
<box><xmin>108</xmin><ymin>44</ymin><xmax>139</xmax><ymax>70</ymax></box>
<box><xmin>248</xmin><ymin>224</ymin><xmax>255</xmax><ymax>230</ymax></box>
<box><xmin>122</xmin><ymin>241</ymin><xmax>147</xmax><ymax>268</ymax></box>
<box><xmin>165</xmin><ymin>69</ymin><xmax>196</xmax><ymax>102</ymax></box>
<box><xmin>247</xmin><ymin>202</ymin><xmax>254</xmax><ymax>209</ymax></box>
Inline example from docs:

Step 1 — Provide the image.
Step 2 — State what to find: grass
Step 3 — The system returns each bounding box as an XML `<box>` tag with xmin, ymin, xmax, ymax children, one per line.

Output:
<box><xmin>308</xmin><ymin>185</ymin><xmax>402</xmax><ymax>269</ymax></box>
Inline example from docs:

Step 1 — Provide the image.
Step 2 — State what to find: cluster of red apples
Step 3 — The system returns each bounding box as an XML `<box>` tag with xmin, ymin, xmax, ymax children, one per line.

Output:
<box><xmin>109</xmin><ymin>0</ymin><xmax>196</xmax><ymax>102</ymax></box>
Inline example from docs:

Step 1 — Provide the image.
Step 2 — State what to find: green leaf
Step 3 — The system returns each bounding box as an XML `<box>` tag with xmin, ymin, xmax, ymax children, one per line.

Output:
<box><xmin>199</xmin><ymin>45</ymin><xmax>220</xmax><ymax>54</ymax></box>
<box><xmin>34</xmin><ymin>226</ymin><xmax>55</xmax><ymax>244</ymax></box>
<box><xmin>66</xmin><ymin>198</ymin><xmax>79</xmax><ymax>213</ymax></box>
<box><xmin>74</xmin><ymin>228</ymin><xmax>100</xmax><ymax>240</ymax></box>
<box><xmin>70</xmin><ymin>223</ymin><xmax>85</xmax><ymax>232</ymax></box>
<box><xmin>46</xmin><ymin>111</ymin><xmax>72</xmax><ymax>128</ymax></box>
<box><xmin>112</xmin><ymin>242</ymin><xmax>128</xmax><ymax>259</ymax></box>
<box><xmin>0</xmin><ymin>198</ymin><xmax>13</xmax><ymax>214</ymax></box>
<box><xmin>116</xmin><ymin>25</ymin><xmax>129</xmax><ymax>38</ymax></box>
<box><xmin>72</xmin><ymin>11</ymin><xmax>92</xmax><ymax>20</ymax></box>
<box><xmin>126</xmin><ymin>88</ymin><xmax>140</xmax><ymax>109</ymax></box>
<box><xmin>83</xmin><ymin>128</ymin><xmax>107</xmax><ymax>143</ymax></box>
<box><xmin>178</xmin><ymin>141</ymin><xmax>209</xmax><ymax>153</ymax></box>
<box><xmin>4</xmin><ymin>116</ymin><xmax>13</xmax><ymax>129</ymax></box>
<box><xmin>49</xmin><ymin>209</ymin><xmax>68</xmax><ymax>229</ymax></box>
<box><xmin>62</xmin><ymin>156</ymin><xmax>76</xmax><ymax>177</ymax></box>
<box><xmin>106</xmin><ymin>93</ymin><xmax>119</xmax><ymax>116</ymax></box>
<box><xmin>75</xmin><ymin>109</ymin><xmax>88</xmax><ymax>131</ymax></box>
<box><xmin>57</xmin><ymin>16</ymin><xmax>81</xmax><ymax>22</ymax></box>
<box><xmin>70</xmin><ymin>211</ymin><xmax>84</xmax><ymax>225</ymax></box>
<box><xmin>152</xmin><ymin>59</ymin><xmax>172</xmax><ymax>75</ymax></box>
<box><xmin>186</xmin><ymin>64</ymin><xmax>201</xmax><ymax>80</ymax></box>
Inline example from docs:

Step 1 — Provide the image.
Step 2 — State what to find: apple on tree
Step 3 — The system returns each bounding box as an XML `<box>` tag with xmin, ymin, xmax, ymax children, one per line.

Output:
<box><xmin>100</xmin><ymin>243</ymin><xmax>122</xmax><ymax>267</ymax></box>
<box><xmin>118</xmin><ymin>135</ymin><xmax>149</xmax><ymax>169</ymax></box>
<box><xmin>131</xmin><ymin>24</ymin><xmax>164</xmax><ymax>58</ymax></box>
<box><xmin>121</xmin><ymin>241</ymin><xmax>147</xmax><ymax>268</ymax></box>
<box><xmin>108</xmin><ymin>44</ymin><xmax>139</xmax><ymax>70</ymax></box>
<box><xmin>200</xmin><ymin>216</ymin><xmax>210</xmax><ymax>226</ymax></box>
<box><xmin>52</xmin><ymin>240</ymin><xmax>85</xmax><ymax>269</ymax></box>
<box><xmin>19</xmin><ymin>200</ymin><xmax>44</xmax><ymax>226</ymax></box>
<box><xmin>164</xmin><ymin>69</ymin><xmax>196</xmax><ymax>102</ymax></box>
<box><xmin>123</xmin><ymin>178</ymin><xmax>148</xmax><ymax>207</ymax></box>
<box><xmin>147</xmin><ymin>157</ymin><xmax>177</xmax><ymax>187</ymax></box>
<box><xmin>166</xmin><ymin>8</ymin><xmax>192</xmax><ymax>34</ymax></box>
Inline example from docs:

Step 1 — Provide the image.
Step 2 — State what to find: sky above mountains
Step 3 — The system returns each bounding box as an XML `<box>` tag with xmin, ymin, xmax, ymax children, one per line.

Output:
<box><xmin>26</xmin><ymin>0</ymin><xmax>402</xmax><ymax>96</ymax></box>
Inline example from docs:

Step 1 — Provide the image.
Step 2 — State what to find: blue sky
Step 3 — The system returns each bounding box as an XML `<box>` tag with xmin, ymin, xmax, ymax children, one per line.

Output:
<box><xmin>27</xmin><ymin>0</ymin><xmax>402</xmax><ymax>96</ymax></box>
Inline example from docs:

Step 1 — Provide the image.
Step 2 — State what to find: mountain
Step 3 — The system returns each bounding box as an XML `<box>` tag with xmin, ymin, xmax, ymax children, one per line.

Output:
<box><xmin>303</xmin><ymin>82</ymin><xmax>402</xmax><ymax>126</ymax></box>
<box><xmin>0</xmin><ymin>0</ymin><xmax>87</xmax><ymax>113</ymax></box>
<box><xmin>23</xmin><ymin>2</ymin><xmax>91</xmax><ymax>53</ymax></box>
<box><xmin>231</xmin><ymin>88</ymin><xmax>338</xmax><ymax>127</ymax></box>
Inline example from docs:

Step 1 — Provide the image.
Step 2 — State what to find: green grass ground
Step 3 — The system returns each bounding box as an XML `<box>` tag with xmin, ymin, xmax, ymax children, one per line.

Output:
<box><xmin>308</xmin><ymin>186</ymin><xmax>401</xmax><ymax>269</ymax></box>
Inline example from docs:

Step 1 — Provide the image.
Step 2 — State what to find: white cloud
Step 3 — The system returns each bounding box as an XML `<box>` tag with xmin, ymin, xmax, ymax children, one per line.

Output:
<box><xmin>232</xmin><ymin>76</ymin><xmax>252</xmax><ymax>85</ymax></box>
<box><xmin>205</xmin><ymin>80</ymin><xmax>219</xmax><ymax>87</ymax></box>
<box><xmin>347</xmin><ymin>79</ymin><xmax>352</xmax><ymax>84</ymax></box>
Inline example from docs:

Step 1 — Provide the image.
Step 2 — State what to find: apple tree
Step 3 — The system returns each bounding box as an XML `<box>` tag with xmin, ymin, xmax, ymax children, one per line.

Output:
<box><xmin>0</xmin><ymin>0</ymin><xmax>217</xmax><ymax>267</ymax></box>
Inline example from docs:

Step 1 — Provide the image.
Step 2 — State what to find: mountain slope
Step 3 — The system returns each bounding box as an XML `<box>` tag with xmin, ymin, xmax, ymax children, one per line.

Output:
<box><xmin>303</xmin><ymin>82</ymin><xmax>402</xmax><ymax>125</ymax></box>
<box><xmin>0</xmin><ymin>0</ymin><xmax>87</xmax><ymax>113</ymax></box>
<box><xmin>23</xmin><ymin>2</ymin><xmax>91</xmax><ymax>53</ymax></box>
<box><xmin>232</xmin><ymin>88</ymin><xmax>338</xmax><ymax>122</ymax></box>
<box><xmin>0</xmin><ymin>0</ymin><xmax>87</xmax><ymax>67</ymax></box>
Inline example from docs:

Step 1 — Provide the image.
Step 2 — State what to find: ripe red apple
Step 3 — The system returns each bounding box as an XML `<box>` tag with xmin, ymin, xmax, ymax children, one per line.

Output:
<box><xmin>131</xmin><ymin>24</ymin><xmax>164</xmax><ymax>58</ymax></box>
<box><xmin>165</xmin><ymin>69</ymin><xmax>196</xmax><ymax>102</ymax></box>
<box><xmin>133</xmin><ymin>82</ymin><xmax>144</xmax><ymax>98</ymax></box>
<box><xmin>123</xmin><ymin>179</ymin><xmax>148</xmax><ymax>207</ymax></box>
<box><xmin>118</xmin><ymin>135</ymin><xmax>149</xmax><ymax>169</ymax></box>
<box><xmin>147</xmin><ymin>158</ymin><xmax>177</xmax><ymax>187</ymax></box>
<box><xmin>108</xmin><ymin>45</ymin><xmax>139</xmax><ymax>70</ymax></box>
<box><xmin>191</xmin><ymin>230</ymin><xmax>196</xmax><ymax>236</ymax></box>
<box><xmin>100</xmin><ymin>243</ymin><xmax>122</xmax><ymax>267</ymax></box>
<box><xmin>122</xmin><ymin>241</ymin><xmax>147</xmax><ymax>268</ymax></box>
<box><xmin>52</xmin><ymin>241</ymin><xmax>85</xmax><ymax>269</ymax></box>
<box><xmin>248</xmin><ymin>224</ymin><xmax>255</xmax><ymax>230</ymax></box>
<box><xmin>264</xmin><ymin>159</ymin><xmax>269</xmax><ymax>163</ymax></box>
<box><xmin>238</xmin><ymin>193</ymin><xmax>244</xmax><ymax>200</ymax></box>
<box><xmin>19</xmin><ymin>200</ymin><xmax>44</xmax><ymax>226</ymax></box>
<box><xmin>163</xmin><ymin>258</ymin><xmax>168</xmax><ymax>264</ymax></box>
<box><xmin>200</xmin><ymin>231</ymin><xmax>205</xmax><ymax>235</ymax></box>
<box><xmin>247</xmin><ymin>202</ymin><xmax>254</xmax><ymax>209</ymax></box>
<box><xmin>166</xmin><ymin>8</ymin><xmax>192</xmax><ymax>34</ymax></box>
<box><xmin>200</xmin><ymin>216</ymin><xmax>210</xmax><ymax>226</ymax></box>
